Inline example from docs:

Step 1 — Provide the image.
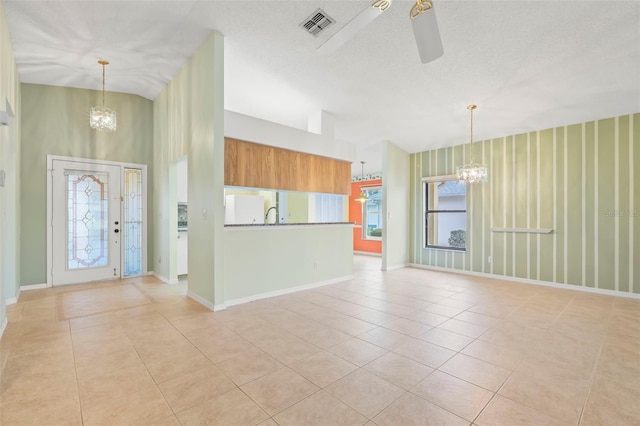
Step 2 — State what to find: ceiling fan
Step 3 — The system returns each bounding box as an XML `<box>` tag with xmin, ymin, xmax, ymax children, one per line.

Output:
<box><xmin>318</xmin><ymin>0</ymin><xmax>444</xmax><ymax>64</ymax></box>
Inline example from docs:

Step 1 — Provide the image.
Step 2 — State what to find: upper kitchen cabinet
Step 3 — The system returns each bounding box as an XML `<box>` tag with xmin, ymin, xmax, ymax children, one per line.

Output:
<box><xmin>224</xmin><ymin>138</ymin><xmax>351</xmax><ymax>195</ymax></box>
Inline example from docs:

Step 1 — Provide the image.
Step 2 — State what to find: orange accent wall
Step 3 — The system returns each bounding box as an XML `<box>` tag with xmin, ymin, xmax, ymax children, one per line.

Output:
<box><xmin>349</xmin><ymin>179</ymin><xmax>382</xmax><ymax>254</ymax></box>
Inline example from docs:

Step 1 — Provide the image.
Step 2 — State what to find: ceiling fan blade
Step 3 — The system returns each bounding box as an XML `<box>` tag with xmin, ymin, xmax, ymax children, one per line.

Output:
<box><xmin>318</xmin><ymin>0</ymin><xmax>392</xmax><ymax>54</ymax></box>
<box><xmin>411</xmin><ymin>2</ymin><xmax>444</xmax><ymax>64</ymax></box>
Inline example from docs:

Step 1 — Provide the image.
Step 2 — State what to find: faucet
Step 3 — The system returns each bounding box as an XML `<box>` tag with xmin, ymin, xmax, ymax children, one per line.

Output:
<box><xmin>265</xmin><ymin>206</ymin><xmax>279</xmax><ymax>224</ymax></box>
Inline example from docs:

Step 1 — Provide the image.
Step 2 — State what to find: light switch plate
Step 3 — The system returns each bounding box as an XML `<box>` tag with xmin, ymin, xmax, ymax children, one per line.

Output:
<box><xmin>0</xmin><ymin>170</ymin><xmax>5</xmax><ymax>187</ymax></box>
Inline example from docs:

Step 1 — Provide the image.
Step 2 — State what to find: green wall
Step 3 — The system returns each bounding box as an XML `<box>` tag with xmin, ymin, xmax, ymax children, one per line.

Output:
<box><xmin>19</xmin><ymin>84</ymin><xmax>154</xmax><ymax>285</ymax></box>
<box><xmin>410</xmin><ymin>113</ymin><xmax>640</xmax><ymax>294</ymax></box>
<box><xmin>152</xmin><ymin>32</ymin><xmax>225</xmax><ymax>305</ymax></box>
<box><xmin>383</xmin><ymin>141</ymin><xmax>410</xmax><ymax>270</ymax></box>
<box><xmin>287</xmin><ymin>191</ymin><xmax>310</xmax><ymax>223</ymax></box>
<box><xmin>0</xmin><ymin>0</ymin><xmax>21</xmax><ymax>328</ymax></box>
<box><xmin>224</xmin><ymin>225</ymin><xmax>353</xmax><ymax>302</ymax></box>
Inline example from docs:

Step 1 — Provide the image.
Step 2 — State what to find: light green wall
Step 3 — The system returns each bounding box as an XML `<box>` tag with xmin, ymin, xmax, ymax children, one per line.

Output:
<box><xmin>152</xmin><ymin>32</ymin><xmax>225</xmax><ymax>305</ymax></box>
<box><xmin>410</xmin><ymin>113</ymin><xmax>640</xmax><ymax>294</ymax></box>
<box><xmin>224</xmin><ymin>225</ymin><xmax>353</xmax><ymax>301</ymax></box>
<box><xmin>19</xmin><ymin>84</ymin><xmax>154</xmax><ymax>285</ymax></box>
<box><xmin>0</xmin><ymin>0</ymin><xmax>21</xmax><ymax>327</ymax></box>
<box><xmin>383</xmin><ymin>141</ymin><xmax>410</xmax><ymax>270</ymax></box>
<box><xmin>287</xmin><ymin>192</ymin><xmax>310</xmax><ymax>223</ymax></box>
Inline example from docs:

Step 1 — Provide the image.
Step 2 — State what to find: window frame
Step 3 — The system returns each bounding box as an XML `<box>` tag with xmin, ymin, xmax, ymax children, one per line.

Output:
<box><xmin>361</xmin><ymin>186</ymin><xmax>383</xmax><ymax>241</ymax></box>
<box><xmin>422</xmin><ymin>175</ymin><xmax>467</xmax><ymax>252</ymax></box>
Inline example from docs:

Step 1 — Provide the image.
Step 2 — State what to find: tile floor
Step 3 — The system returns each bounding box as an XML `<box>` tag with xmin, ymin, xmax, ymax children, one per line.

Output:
<box><xmin>1</xmin><ymin>256</ymin><xmax>639</xmax><ymax>425</ymax></box>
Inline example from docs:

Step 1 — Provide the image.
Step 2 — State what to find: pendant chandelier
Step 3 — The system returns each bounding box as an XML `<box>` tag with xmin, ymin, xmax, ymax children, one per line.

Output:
<box><xmin>456</xmin><ymin>104</ymin><xmax>488</xmax><ymax>183</ymax></box>
<box><xmin>89</xmin><ymin>59</ymin><xmax>117</xmax><ymax>132</ymax></box>
<box><xmin>355</xmin><ymin>161</ymin><xmax>369</xmax><ymax>203</ymax></box>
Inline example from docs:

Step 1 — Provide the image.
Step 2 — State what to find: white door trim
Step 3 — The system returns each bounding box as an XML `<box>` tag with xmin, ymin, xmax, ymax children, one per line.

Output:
<box><xmin>46</xmin><ymin>155</ymin><xmax>148</xmax><ymax>287</ymax></box>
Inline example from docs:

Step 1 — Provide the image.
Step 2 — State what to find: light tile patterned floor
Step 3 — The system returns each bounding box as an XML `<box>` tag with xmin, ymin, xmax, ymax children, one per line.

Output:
<box><xmin>1</xmin><ymin>256</ymin><xmax>639</xmax><ymax>425</ymax></box>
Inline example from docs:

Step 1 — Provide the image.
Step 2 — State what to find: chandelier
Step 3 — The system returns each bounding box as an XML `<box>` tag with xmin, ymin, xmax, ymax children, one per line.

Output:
<box><xmin>89</xmin><ymin>59</ymin><xmax>117</xmax><ymax>132</ymax></box>
<box><xmin>355</xmin><ymin>161</ymin><xmax>369</xmax><ymax>203</ymax></box>
<box><xmin>456</xmin><ymin>105</ymin><xmax>488</xmax><ymax>183</ymax></box>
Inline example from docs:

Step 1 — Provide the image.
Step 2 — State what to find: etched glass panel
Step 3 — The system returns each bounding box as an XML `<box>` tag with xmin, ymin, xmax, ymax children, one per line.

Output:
<box><xmin>123</xmin><ymin>168</ymin><xmax>143</xmax><ymax>276</ymax></box>
<box><xmin>67</xmin><ymin>172</ymin><xmax>109</xmax><ymax>269</ymax></box>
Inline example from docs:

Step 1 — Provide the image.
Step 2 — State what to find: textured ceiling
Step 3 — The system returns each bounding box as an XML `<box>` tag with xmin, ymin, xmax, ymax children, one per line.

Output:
<box><xmin>3</xmin><ymin>0</ymin><xmax>640</xmax><ymax>174</ymax></box>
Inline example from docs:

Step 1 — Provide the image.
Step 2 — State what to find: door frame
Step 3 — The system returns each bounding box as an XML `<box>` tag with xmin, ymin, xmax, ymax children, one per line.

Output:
<box><xmin>46</xmin><ymin>155</ymin><xmax>148</xmax><ymax>287</ymax></box>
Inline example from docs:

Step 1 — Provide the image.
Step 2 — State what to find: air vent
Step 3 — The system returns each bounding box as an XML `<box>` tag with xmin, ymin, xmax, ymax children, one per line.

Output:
<box><xmin>300</xmin><ymin>9</ymin><xmax>334</xmax><ymax>37</ymax></box>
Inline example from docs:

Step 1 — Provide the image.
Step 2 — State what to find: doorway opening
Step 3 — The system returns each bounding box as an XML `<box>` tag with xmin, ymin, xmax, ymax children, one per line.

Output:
<box><xmin>175</xmin><ymin>157</ymin><xmax>188</xmax><ymax>278</ymax></box>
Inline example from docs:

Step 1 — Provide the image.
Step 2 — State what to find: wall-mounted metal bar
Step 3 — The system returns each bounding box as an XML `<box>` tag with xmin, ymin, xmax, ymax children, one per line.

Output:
<box><xmin>490</xmin><ymin>227</ymin><xmax>553</xmax><ymax>234</ymax></box>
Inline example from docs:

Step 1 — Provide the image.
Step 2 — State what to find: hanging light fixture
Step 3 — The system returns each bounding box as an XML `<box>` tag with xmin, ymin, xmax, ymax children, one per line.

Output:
<box><xmin>456</xmin><ymin>104</ymin><xmax>488</xmax><ymax>183</ymax></box>
<box><xmin>355</xmin><ymin>161</ymin><xmax>369</xmax><ymax>203</ymax></box>
<box><xmin>89</xmin><ymin>59</ymin><xmax>117</xmax><ymax>132</ymax></box>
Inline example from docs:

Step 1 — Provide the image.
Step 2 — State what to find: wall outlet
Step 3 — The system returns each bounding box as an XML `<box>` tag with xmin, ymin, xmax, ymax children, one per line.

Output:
<box><xmin>487</xmin><ymin>256</ymin><xmax>492</xmax><ymax>263</ymax></box>
<box><xmin>158</xmin><ymin>256</ymin><xmax>162</xmax><ymax>264</ymax></box>
<box><xmin>313</xmin><ymin>261</ymin><xmax>319</xmax><ymax>270</ymax></box>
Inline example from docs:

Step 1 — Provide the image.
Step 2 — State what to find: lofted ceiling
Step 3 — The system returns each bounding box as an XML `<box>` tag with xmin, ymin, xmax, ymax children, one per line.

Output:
<box><xmin>3</xmin><ymin>0</ymin><xmax>639</xmax><ymax>174</ymax></box>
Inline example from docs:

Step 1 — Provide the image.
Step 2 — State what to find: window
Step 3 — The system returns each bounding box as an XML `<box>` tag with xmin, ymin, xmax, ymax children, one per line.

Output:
<box><xmin>362</xmin><ymin>187</ymin><xmax>382</xmax><ymax>240</ymax></box>
<box><xmin>424</xmin><ymin>178</ymin><xmax>466</xmax><ymax>250</ymax></box>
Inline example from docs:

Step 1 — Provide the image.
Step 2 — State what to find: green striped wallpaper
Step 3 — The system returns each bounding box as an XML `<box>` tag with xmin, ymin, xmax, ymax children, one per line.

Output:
<box><xmin>409</xmin><ymin>113</ymin><xmax>640</xmax><ymax>294</ymax></box>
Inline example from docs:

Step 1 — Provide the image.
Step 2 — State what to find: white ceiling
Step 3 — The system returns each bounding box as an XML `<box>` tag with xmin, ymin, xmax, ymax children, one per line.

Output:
<box><xmin>3</xmin><ymin>0</ymin><xmax>640</xmax><ymax>174</ymax></box>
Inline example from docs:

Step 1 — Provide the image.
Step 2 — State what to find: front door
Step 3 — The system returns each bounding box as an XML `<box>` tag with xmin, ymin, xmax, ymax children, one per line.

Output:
<box><xmin>51</xmin><ymin>159</ymin><xmax>122</xmax><ymax>285</ymax></box>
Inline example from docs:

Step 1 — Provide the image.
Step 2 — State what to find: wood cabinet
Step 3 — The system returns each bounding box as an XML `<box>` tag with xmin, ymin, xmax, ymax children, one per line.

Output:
<box><xmin>224</xmin><ymin>138</ymin><xmax>351</xmax><ymax>195</ymax></box>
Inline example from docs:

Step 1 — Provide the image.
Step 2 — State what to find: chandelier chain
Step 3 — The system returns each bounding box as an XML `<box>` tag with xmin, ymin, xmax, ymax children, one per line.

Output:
<box><xmin>469</xmin><ymin>105</ymin><xmax>474</xmax><ymax>162</ymax></box>
<box><xmin>456</xmin><ymin>104</ymin><xmax>486</xmax><ymax>184</ymax></box>
<box><xmin>356</xmin><ymin>161</ymin><xmax>369</xmax><ymax>203</ymax></box>
<box><xmin>102</xmin><ymin>62</ymin><xmax>105</xmax><ymax>107</ymax></box>
<box><xmin>466</xmin><ymin>104</ymin><xmax>477</xmax><ymax>163</ymax></box>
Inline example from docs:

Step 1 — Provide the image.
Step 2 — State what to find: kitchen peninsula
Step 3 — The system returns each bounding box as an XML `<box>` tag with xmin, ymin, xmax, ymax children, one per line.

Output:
<box><xmin>223</xmin><ymin>221</ymin><xmax>354</xmax><ymax>306</ymax></box>
<box><xmin>220</xmin><ymin>137</ymin><xmax>354</xmax><ymax>308</ymax></box>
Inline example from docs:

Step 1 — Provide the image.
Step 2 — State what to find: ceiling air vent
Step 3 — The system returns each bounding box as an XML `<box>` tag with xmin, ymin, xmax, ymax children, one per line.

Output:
<box><xmin>300</xmin><ymin>9</ymin><xmax>334</xmax><ymax>37</ymax></box>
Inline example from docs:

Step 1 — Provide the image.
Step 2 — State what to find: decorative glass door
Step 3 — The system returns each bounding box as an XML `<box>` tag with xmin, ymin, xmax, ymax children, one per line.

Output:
<box><xmin>51</xmin><ymin>159</ymin><xmax>122</xmax><ymax>285</ymax></box>
<box><xmin>123</xmin><ymin>168</ymin><xmax>143</xmax><ymax>276</ymax></box>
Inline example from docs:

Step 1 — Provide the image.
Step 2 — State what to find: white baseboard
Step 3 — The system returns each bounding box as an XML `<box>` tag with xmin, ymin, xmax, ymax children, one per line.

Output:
<box><xmin>186</xmin><ymin>291</ymin><xmax>226</xmax><ymax>312</ymax></box>
<box><xmin>354</xmin><ymin>251</ymin><xmax>382</xmax><ymax>257</ymax></box>
<box><xmin>6</xmin><ymin>286</ymin><xmax>22</xmax><ymax>305</ymax></box>
<box><xmin>382</xmin><ymin>263</ymin><xmax>408</xmax><ymax>272</ymax></box>
<box><xmin>0</xmin><ymin>316</ymin><xmax>7</xmax><ymax>340</ymax></box>
<box><xmin>21</xmin><ymin>283</ymin><xmax>47</xmax><ymax>291</ymax></box>
<box><xmin>9</xmin><ymin>283</ymin><xmax>48</xmax><ymax>298</ymax></box>
<box><xmin>186</xmin><ymin>275</ymin><xmax>354</xmax><ymax>312</ymax></box>
<box><xmin>408</xmin><ymin>263</ymin><xmax>640</xmax><ymax>300</ymax></box>
<box><xmin>224</xmin><ymin>275</ymin><xmax>354</xmax><ymax>308</ymax></box>
<box><xmin>153</xmin><ymin>273</ymin><xmax>179</xmax><ymax>285</ymax></box>
<box><xmin>213</xmin><ymin>302</ymin><xmax>227</xmax><ymax>311</ymax></box>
